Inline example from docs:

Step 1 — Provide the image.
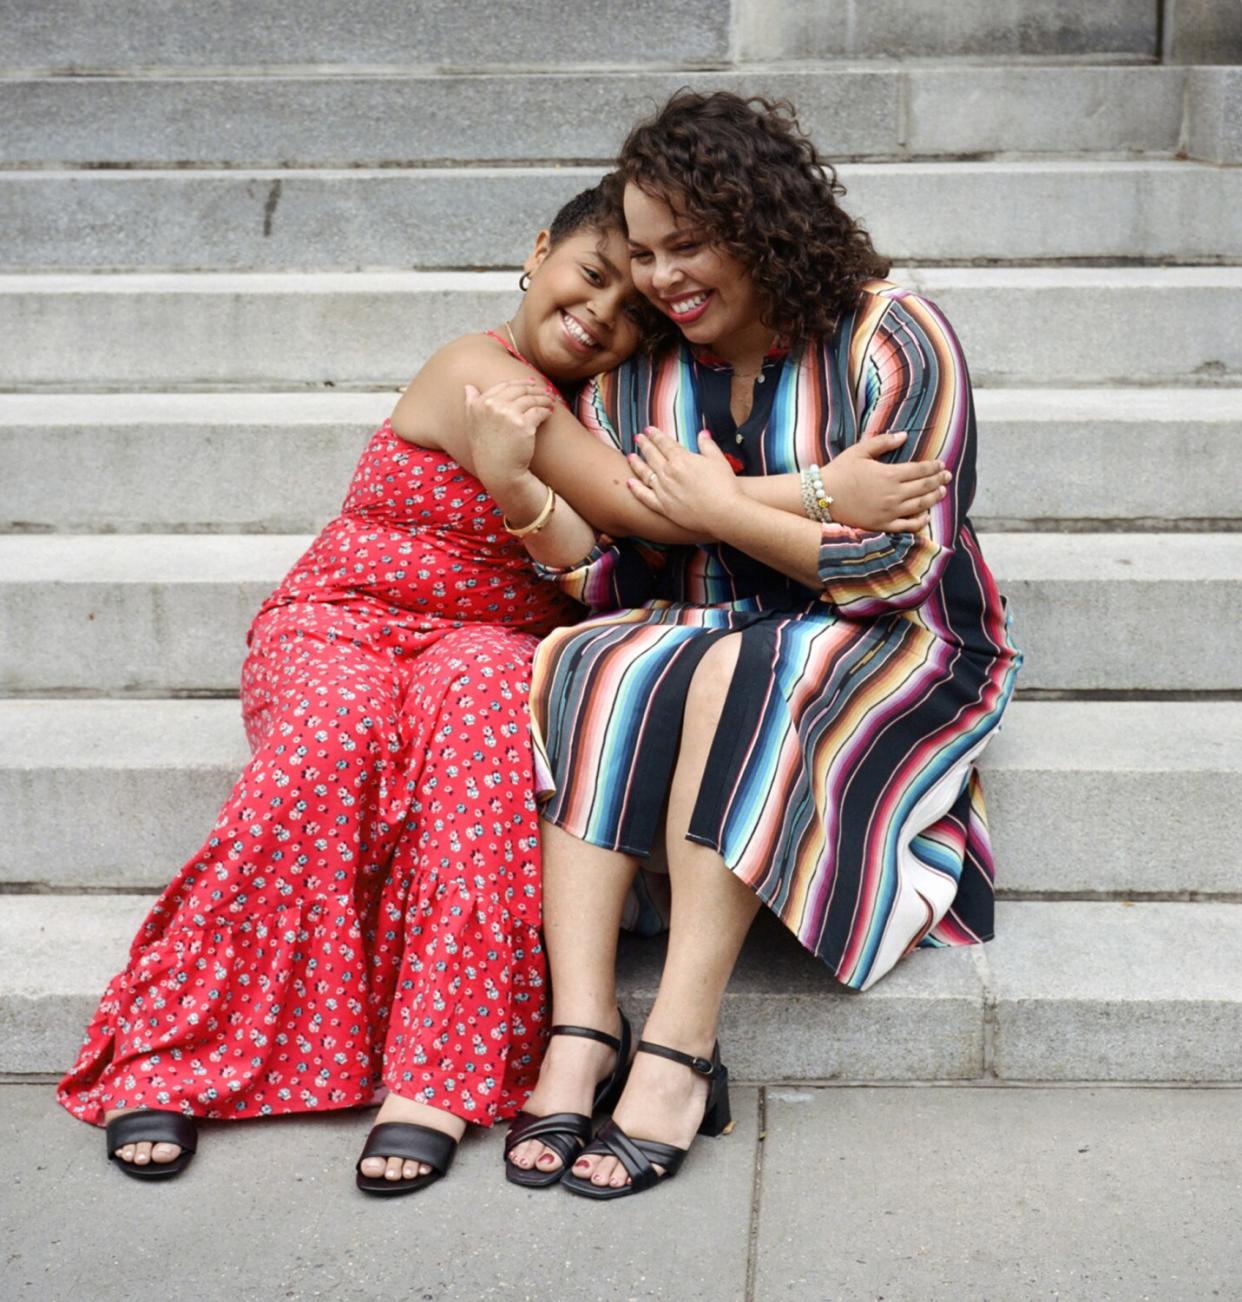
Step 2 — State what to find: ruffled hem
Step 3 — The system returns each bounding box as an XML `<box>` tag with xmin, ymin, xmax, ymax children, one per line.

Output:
<box><xmin>57</xmin><ymin>896</ymin><xmax>383</xmax><ymax>1126</ymax></box>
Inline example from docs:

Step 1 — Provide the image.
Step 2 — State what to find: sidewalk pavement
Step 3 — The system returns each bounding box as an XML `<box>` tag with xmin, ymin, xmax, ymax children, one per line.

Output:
<box><xmin>2</xmin><ymin>1083</ymin><xmax>1237</xmax><ymax>1301</ymax></box>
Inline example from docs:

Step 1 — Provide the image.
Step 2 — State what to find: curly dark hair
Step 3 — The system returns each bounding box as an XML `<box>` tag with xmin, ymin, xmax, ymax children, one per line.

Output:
<box><xmin>547</xmin><ymin>173</ymin><xmax>623</xmax><ymax>246</ymax></box>
<box><xmin>617</xmin><ymin>91</ymin><xmax>891</xmax><ymax>342</ymax></box>
<box><xmin>545</xmin><ymin>172</ymin><xmax>670</xmax><ymax>349</ymax></box>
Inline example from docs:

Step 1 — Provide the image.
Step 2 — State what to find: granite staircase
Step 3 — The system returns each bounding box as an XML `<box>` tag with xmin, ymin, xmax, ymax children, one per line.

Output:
<box><xmin>2</xmin><ymin>0</ymin><xmax>1240</xmax><ymax>1085</ymax></box>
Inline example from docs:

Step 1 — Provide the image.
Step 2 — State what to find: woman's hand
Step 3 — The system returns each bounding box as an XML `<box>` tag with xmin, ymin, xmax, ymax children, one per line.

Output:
<box><xmin>826</xmin><ymin>432</ymin><xmax>952</xmax><ymax>533</ymax></box>
<box><xmin>463</xmin><ymin>379</ymin><xmax>554</xmax><ymax>490</ymax></box>
<box><xmin>626</xmin><ymin>426</ymin><xmax>742</xmax><ymax>536</ymax></box>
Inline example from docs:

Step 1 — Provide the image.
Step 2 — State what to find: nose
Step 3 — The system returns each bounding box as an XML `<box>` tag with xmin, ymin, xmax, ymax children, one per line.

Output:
<box><xmin>650</xmin><ymin>255</ymin><xmax>682</xmax><ymax>293</ymax></box>
<box><xmin>588</xmin><ymin>284</ymin><xmax>627</xmax><ymax>331</ymax></box>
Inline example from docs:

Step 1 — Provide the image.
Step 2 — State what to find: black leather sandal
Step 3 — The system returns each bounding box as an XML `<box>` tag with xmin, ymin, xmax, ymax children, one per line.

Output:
<box><xmin>560</xmin><ymin>1039</ymin><xmax>731</xmax><ymax>1201</ymax></box>
<box><xmin>105</xmin><ymin>1109</ymin><xmax>198</xmax><ymax>1181</ymax></box>
<box><xmin>355</xmin><ymin>1121</ymin><xmax>459</xmax><ymax>1196</ymax></box>
<box><xmin>503</xmin><ymin>1010</ymin><xmax>632</xmax><ymax>1188</ymax></box>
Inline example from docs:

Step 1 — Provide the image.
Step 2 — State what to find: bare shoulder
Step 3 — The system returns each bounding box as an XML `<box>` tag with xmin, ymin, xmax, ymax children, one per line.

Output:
<box><xmin>391</xmin><ymin>333</ymin><xmax>520</xmax><ymax>443</ymax></box>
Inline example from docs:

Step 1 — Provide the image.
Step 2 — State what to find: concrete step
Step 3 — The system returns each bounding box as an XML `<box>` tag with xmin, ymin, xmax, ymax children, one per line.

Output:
<box><xmin>6</xmin><ymin>0</ymin><xmax>1171</xmax><ymax>68</ymax></box>
<box><xmin>4</xmin><ymin>268</ymin><xmax>1240</xmax><ymax>389</ymax></box>
<box><xmin>8</xmin><ymin>161</ymin><xmax>1241</xmax><ymax>271</ymax></box>
<box><xmin>0</xmin><ymin>66</ymin><xmax>1189</xmax><ymax>167</ymax></box>
<box><xmin>1</xmin><ymin>533</ymin><xmax>1239</xmax><ymax>693</ymax></box>
<box><xmin>1</xmin><ymin>698</ymin><xmax>1236</xmax><ymax>898</ymax></box>
<box><xmin>4</xmin><ymin>894</ymin><xmax>1239</xmax><ymax>1080</ymax></box>
<box><xmin>4</xmin><ymin>390</ymin><xmax>1240</xmax><ymax>534</ymax></box>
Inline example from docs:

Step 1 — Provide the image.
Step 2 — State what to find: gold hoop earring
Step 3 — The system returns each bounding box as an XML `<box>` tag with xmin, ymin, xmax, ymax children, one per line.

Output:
<box><xmin>518</xmin><ymin>271</ymin><xmax>531</xmax><ymax>292</ymax></box>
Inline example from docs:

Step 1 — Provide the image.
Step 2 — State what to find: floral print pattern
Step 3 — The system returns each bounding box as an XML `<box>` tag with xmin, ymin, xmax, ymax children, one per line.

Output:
<box><xmin>58</xmin><ymin>423</ymin><xmax>579</xmax><ymax>1128</ymax></box>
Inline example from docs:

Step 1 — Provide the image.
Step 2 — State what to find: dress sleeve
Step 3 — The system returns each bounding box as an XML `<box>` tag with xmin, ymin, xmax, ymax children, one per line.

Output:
<box><xmin>534</xmin><ymin>537</ymin><xmax>668</xmax><ymax>610</ymax></box>
<box><xmin>533</xmin><ymin>374</ymin><xmax>664</xmax><ymax>609</ymax></box>
<box><xmin>817</xmin><ymin>292</ymin><xmax>975</xmax><ymax>616</ymax></box>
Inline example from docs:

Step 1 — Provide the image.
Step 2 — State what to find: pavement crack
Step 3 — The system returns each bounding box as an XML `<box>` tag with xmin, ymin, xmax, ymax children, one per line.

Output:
<box><xmin>971</xmin><ymin>944</ymin><xmax>999</xmax><ymax>1079</ymax></box>
<box><xmin>743</xmin><ymin>1085</ymin><xmax>767</xmax><ymax>1302</ymax></box>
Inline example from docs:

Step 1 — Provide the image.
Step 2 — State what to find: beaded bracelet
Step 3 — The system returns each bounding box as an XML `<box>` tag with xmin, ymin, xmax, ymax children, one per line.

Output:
<box><xmin>800</xmin><ymin>465</ymin><xmax>834</xmax><ymax>523</ymax></box>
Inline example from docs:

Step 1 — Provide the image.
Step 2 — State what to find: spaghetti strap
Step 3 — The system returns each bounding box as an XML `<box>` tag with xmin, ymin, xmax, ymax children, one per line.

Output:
<box><xmin>483</xmin><ymin>330</ymin><xmax>568</xmax><ymax>407</ymax></box>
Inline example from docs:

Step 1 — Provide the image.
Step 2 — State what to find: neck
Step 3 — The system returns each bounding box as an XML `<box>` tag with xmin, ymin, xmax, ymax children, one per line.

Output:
<box><xmin>701</xmin><ymin>317</ymin><xmax>774</xmax><ymax>372</ymax></box>
<box><xmin>504</xmin><ymin>314</ymin><xmax>533</xmax><ymax>362</ymax></box>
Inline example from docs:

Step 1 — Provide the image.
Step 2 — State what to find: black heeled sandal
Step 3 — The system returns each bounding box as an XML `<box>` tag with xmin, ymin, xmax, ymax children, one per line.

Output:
<box><xmin>105</xmin><ymin>1109</ymin><xmax>198</xmax><ymax>1181</ymax></box>
<box><xmin>355</xmin><ymin>1122</ymin><xmax>459</xmax><ymax>1196</ymax></box>
<box><xmin>503</xmin><ymin>1010</ymin><xmax>633</xmax><ymax>1188</ymax></box>
<box><xmin>560</xmin><ymin>1039</ymin><xmax>731</xmax><ymax>1201</ymax></box>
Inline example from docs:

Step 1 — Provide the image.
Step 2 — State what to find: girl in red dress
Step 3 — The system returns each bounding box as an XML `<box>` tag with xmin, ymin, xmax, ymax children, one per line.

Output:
<box><xmin>58</xmin><ymin>181</ymin><xmax>660</xmax><ymax>1194</ymax></box>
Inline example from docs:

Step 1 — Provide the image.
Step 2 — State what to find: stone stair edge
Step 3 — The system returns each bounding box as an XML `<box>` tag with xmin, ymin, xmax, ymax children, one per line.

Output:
<box><xmin>2</xmin><ymin>696</ymin><xmax>1239</xmax><ymax>899</ymax></box>
<box><xmin>8</xmin><ymin>161</ymin><xmax>1241</xmax><ymax>272</ymax></box>
<box><xmin>5</xmin><ymin>266</ymin><xmax>1241</xmax><ymax>290</ymax></box>
<box><xmin>3</xmin><ymin>530</ymin><xmax>1239</xmax><ymax>580</ymax></box>
<box><xmin>3</xmin><ymin>896</ymin><xmax>1239</xmax><ymax>1081</ymax></box>
<box><xmin>4</xmin><ymin>386</ymin><xmax>1238</xmax><ymax>422</ymax></box>
<box><xmin>1</xmin><ymin>64</ymin><xmax>1205</xmax><ymax>166</ymax></box>
<box><xmin>2</xmin><ymin>695</ymin><xmax>1235</xmax><ymax>770</ymax></box>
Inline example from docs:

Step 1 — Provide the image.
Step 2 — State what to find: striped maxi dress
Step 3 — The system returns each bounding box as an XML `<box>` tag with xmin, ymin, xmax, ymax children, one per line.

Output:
<box><xmin>529</xmin><ymin>280</ymin><xmax>1022</xmax><ymax>992</ymax></box>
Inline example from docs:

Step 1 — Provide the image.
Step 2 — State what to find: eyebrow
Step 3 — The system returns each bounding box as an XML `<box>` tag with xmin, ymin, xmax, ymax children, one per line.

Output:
<box><xmin>626</xmin><ymin>226</ymin><xmax>702</xmax><ymax>248</ymax></box>
<box><xmin>592</xmin><ymin>241</ymin><xmax>624</xmax><ymax>279</ymax></box>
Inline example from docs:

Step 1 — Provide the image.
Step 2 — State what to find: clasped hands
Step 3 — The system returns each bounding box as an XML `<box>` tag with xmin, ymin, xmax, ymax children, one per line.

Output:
<box><xmin>628</xmin><ymin>425</ymin><xmax>951</xmax><ymax>537</ymax></box>
<box><xmin>462</xmin><ymin>378</ymin><xmax>951</xmax><ymax>538</ymax></box>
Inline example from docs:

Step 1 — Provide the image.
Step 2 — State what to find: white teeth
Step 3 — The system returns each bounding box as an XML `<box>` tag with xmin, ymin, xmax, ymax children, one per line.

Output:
<box><xmin>669</xmin><ymin>292</ymin><xmax>709</xmax><ymax>316</ymax></box>
<box><xmin>561</xmin><ymin>312</ymin><xmax>597</xmax><ymax>347</ymax></box>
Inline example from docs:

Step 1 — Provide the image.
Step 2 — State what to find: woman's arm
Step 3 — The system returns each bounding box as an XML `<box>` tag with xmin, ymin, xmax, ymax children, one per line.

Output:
<box><xmin>738</xmin><ymin>434</ymin><xmax>950</xmax><ymax>534</ymax></box>
<box><xmin>628</xmin><ymin>429</ymin><xmax>824</xmax><ymax>588</ymax></box>
<box><xmin>630</xmin><ymin>295</ymin><xmax>974</xmax><ymax>611</ymax></box>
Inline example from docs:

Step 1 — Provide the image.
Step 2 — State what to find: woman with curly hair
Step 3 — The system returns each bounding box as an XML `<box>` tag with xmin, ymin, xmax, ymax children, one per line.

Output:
<box><xmin>493</xmin><ymin>91</ymin><xmax>1021</xmax><ymax>1199</ymax></box>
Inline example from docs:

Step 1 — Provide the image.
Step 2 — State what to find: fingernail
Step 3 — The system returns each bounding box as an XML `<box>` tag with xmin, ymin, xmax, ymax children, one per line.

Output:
<box><xmin>894</xmin><ymin>431</ymin><xmax>908</xmax><ymax>440</ymax></box>
<box><xmin>700</xmin><ymin>429</ymin><xmax>713</xmax><ymax>440</ymax></box>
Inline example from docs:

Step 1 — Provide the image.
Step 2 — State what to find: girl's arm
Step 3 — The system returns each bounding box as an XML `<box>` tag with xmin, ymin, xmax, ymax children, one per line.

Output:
<box><xmin>391</xmin><ymin>334</ymin><xmax>706</xmax><ymax>544</ymax></box>
<box><xmin>463</xmin><ymin>378</ymin><xmax>667</xmax><ymax>603</ymax></box>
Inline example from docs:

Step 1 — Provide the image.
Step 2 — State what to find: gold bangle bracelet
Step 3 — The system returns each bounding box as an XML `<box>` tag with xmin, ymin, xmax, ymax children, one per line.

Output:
<box><xmin>503</xmin><ymin>482</ymin><xmax>557</xmax><ymax>538</ymax></box>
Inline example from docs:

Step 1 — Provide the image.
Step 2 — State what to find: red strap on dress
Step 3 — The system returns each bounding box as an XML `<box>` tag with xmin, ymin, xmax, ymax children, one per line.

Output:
<box><xmin>483</xmin><ymin>330</ymin><xmax>569</xmax><ymax>408</ymax></box>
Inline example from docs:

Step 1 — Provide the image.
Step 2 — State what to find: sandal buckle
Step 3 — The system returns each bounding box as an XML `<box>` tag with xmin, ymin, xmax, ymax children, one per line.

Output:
<box><xmin>690</xmin><ymin>1056</ymin><xmax>714</xmax><ymax>1077</ymax></box>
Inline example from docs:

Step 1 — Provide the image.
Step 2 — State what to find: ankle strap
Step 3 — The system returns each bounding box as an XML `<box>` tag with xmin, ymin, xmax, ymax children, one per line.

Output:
<box><xmin>550</xmin><ymin>1023</ymin><xmax>621</xmax><ymax>1052</ymax></box>
<box><xmin>636</xmin><ymin>1039</ymin><xmax>720</xmax><ymax>1079</ymax></box>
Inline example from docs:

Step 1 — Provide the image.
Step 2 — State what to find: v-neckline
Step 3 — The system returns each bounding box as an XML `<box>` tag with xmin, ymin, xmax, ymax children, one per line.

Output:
<box><xmin>688</xmin><ymin>346</ymin><xmax>787</xmax><ymax>468</ymax></box>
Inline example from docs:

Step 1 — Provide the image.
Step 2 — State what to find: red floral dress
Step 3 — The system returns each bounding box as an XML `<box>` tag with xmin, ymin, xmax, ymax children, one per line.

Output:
<box><xmin>58</xmin><ymin>409</ymin><xmax>579</xmax><ymax>1129</ymax></box>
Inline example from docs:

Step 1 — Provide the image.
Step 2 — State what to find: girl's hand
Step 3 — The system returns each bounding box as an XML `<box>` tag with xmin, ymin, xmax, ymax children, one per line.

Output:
<box><xmin>826</xmin><ymin>432</ymin><xmax>952</xmax><ymax>533</ymax></box>
<box><xmin>627</xmin><ymin>426</ymin><xmax>741</xmax><ymax>535</ymax></box>
<box><xmin>463</xmin><ymin>379</ymin><xmax>554</xmax><ymax>489</ymax></box>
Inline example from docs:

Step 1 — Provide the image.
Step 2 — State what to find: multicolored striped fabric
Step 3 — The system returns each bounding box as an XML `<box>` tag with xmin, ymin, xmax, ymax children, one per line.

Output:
<box><xmin>530</xmin><ymin>280</ymin><xmax>1021</xmax><ymax>991</ymax></box>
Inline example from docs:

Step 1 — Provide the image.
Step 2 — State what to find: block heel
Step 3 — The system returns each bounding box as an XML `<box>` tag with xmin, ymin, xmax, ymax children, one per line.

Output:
<box><xmin>561</xmin><ymin>1039</ymin><xmax>732</xmax><ymax>1201</ymax></box>
<box><xmin>698</xmin><ymin>1064</ymin><xmax>731</xmax><ymax>1137</ymax></box>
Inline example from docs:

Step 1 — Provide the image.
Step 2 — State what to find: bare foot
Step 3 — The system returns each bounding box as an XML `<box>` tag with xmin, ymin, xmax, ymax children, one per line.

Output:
<box><xmin>358</xmin><ymin>1092</ymin><xmax>466</xmax><ymax>1185</ymax></box>
<box><xmin>104</xmin><ymin>1107</ymin><xmax>184</xmax><ymax>1168</ymax></box>
<box><xmin>507</xmin><ymin>1011</ymin><xmax>623</xmax><ymax>1177</ymax></box>
<box><xmin>572</xmin><ymin>1045</ymin><xmax>712</xmax><ymax>1190</ymax></box>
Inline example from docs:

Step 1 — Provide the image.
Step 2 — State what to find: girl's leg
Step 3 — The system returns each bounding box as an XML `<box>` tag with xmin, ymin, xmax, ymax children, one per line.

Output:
<box><xmin>506</xmin><ymin>820</ymin><xmax>639</xmax><ymax>1173</ymax></box>
<box><xmin>576</xmin><ymin>634</ymin><xmax>761</xmax><ymax>1189</ymax></box>
<box><xmin>86</xmin><ymin>612</ymin><xmax>411</xmax><ymax>1166</ymax></box>
<box><xmin>359</xmin><ymin>625</ymin><xmax>549</xmax><ymax>1183</ymax></box>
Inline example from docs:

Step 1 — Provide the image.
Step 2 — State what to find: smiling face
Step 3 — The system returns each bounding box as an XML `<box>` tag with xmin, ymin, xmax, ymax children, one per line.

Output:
<box><xmin>510</xmin><ymin>225</ymin><xmax>646</xmax><ymax>382</ymax></box>
<box><xmin>623</xmin><ymin>183</ymin><xmax>771</xmax><ymax>361</ymax></box>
